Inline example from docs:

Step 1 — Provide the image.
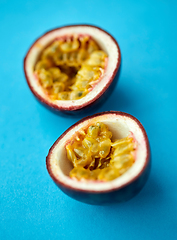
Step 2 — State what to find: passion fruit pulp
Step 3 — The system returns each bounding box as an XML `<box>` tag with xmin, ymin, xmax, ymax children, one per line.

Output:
<box><xmin>46</xmin><ymin>111</ymin><xmax>151</xmax><ymax>205</ymax></box>
<box><xmin>34</xmin><ymin>35</ymin><xmax>108</xmax><ymax>101</ymax></box>
<box><xmin>24</xmin><ymin>25</ymin><xmax>121</xmax><ymax>114</ymax></box>
<box><xmin>67</xmin><ymin>122</ymin><xmax>136</xmax><ymax>181</ymax></box>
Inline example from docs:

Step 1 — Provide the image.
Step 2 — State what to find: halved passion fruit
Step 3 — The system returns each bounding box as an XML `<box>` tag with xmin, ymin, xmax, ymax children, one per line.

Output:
<box><xmin>46</xmin><ymin>111</ymin><xmax>151</xmax><ymax>205</ymax></box>
<box><xmin>24</xmin><ymin>25</ymin><xmax>121</xmax><ymax>113</ymax></box>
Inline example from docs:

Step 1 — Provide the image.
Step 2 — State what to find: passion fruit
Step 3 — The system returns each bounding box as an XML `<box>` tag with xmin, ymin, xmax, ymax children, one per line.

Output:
<box><xmin>24</xmin><ymin>25</ymin><xmax>121</xmax><ymax>114</ymax></box>
<box><xmin>46</xmin><ymin>111</ymin><xmax>151</xmax><ymax>205</ymax></box>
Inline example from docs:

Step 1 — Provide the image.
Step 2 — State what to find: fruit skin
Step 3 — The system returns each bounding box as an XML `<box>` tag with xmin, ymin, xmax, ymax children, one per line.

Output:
<box><xmin>46</xmin><ymin>111</ymin><xmax>151</xmax><ymax>205</ymax></box>
<box><xmin>24</xmin><ymin>25</ymin><xmax>121</xmax><ymax>114</ymax></box>
<box><xmin>58</xmin><ymin>159</ymin><xmax>150</xmax><ymax>205</ymax></box>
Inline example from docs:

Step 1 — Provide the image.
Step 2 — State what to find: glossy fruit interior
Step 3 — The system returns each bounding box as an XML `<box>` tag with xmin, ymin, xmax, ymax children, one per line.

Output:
<box><xmin>66</xmin><ymin>122</ymin><xmax>136</xmax><ymax>181</ymax></box>
<box><xmin>34</xmin><ymin>35</ymin><xmax>107</xmax><ymax>100</ymax></box>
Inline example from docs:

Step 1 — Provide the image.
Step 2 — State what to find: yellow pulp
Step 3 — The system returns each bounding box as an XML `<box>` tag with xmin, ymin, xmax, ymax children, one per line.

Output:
<box><xmin>66</xmin><ymin>122</ymin><xmax>135</xmax><ymax>181</ymax></box>
<box><xmin>34</xmin><ymin>36</ymin><xmax>107</xmax><ymax>100</ymax></box>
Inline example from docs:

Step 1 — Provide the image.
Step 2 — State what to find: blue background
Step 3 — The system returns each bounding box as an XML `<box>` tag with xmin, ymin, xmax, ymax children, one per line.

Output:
<box><xmin>0</xmin><ymin>0</ymin><xmax>177</xmax><ymax>239</ymax></box>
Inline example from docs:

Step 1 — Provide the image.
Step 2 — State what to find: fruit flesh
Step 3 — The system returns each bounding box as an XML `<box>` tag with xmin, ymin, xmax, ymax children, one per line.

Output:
<box><xmin>34</xmin><ymin>35</ymin><xmax>108</xmax><ymax>100</ymax></box>
<box><xmin>66</xmin><ymin>122</ymin><xmax>136</xmax><ymax>181</ymax></box>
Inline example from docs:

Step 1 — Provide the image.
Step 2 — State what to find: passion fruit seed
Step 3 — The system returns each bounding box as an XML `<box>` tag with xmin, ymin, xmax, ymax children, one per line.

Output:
<box><xmin>67</xmin><ymin>122</ymin><xmax>135</xmax><ymax>181</ymax></box>
<box><xmin>34</xmin><ymin>35</ymin><xmax>108</xmax><ymax>100</ymax></box>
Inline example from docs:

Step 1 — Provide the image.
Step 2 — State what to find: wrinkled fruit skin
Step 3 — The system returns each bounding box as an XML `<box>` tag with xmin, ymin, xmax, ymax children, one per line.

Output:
<box><xmin>53</xmin><ymin>157</ymin><xmax>150</xmax><ymax>205</ymax></box>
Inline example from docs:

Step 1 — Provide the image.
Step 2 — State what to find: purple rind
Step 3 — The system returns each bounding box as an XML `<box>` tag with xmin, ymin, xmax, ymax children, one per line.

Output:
<box><xmin>24</xmin><ymin>24</ymin><xmax>121</xmax><ymax>114</ymax></box>
<box><xmin>56</xmin><ymin>158</ymin><xmax>150</xmax><ymax>205</ymax></box>
<box><xmin>46</xmin><ymin>111</ymin><xmax>151</xmax><ymax>205</ymax></box>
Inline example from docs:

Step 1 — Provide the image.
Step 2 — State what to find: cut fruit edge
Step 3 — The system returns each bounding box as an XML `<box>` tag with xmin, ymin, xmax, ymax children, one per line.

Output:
<box><xmin>46</xmin><ymin>111</ymin><xmax>150</xmax><ymax>192</ymax></box>
<box><xmin>24</xmin><ymin>25</ymin><xmax>121</xmax><ymax>111</ymax></box>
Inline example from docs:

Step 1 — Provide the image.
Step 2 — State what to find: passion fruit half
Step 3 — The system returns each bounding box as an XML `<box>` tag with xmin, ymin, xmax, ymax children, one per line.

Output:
<box><xmin>24</xmin><ymin>25</ymin><xmax>121</xmax><ymax>114</ymax></box>
<box><xmin>46</xmin><ymin>111</ymin><xmax>151</xmax><ymax>205</ymax></box>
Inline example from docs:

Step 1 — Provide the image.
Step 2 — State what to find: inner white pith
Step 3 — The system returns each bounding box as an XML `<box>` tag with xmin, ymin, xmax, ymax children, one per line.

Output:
<box><xmin>25</xmin><ymin>26</ymin><xmax>119</xmax><ymax>110</ymax></box>
<box><xmin>48</xmin><ymin>113</ymin><xmax>148</xmax><ymax>191</ymax></box>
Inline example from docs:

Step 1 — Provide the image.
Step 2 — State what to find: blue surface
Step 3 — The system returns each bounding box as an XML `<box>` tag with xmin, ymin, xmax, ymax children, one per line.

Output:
<box><xmin>0</xmin><ymin>0</ymin><xmax>177</xmax><ymax>239</ymax></box>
